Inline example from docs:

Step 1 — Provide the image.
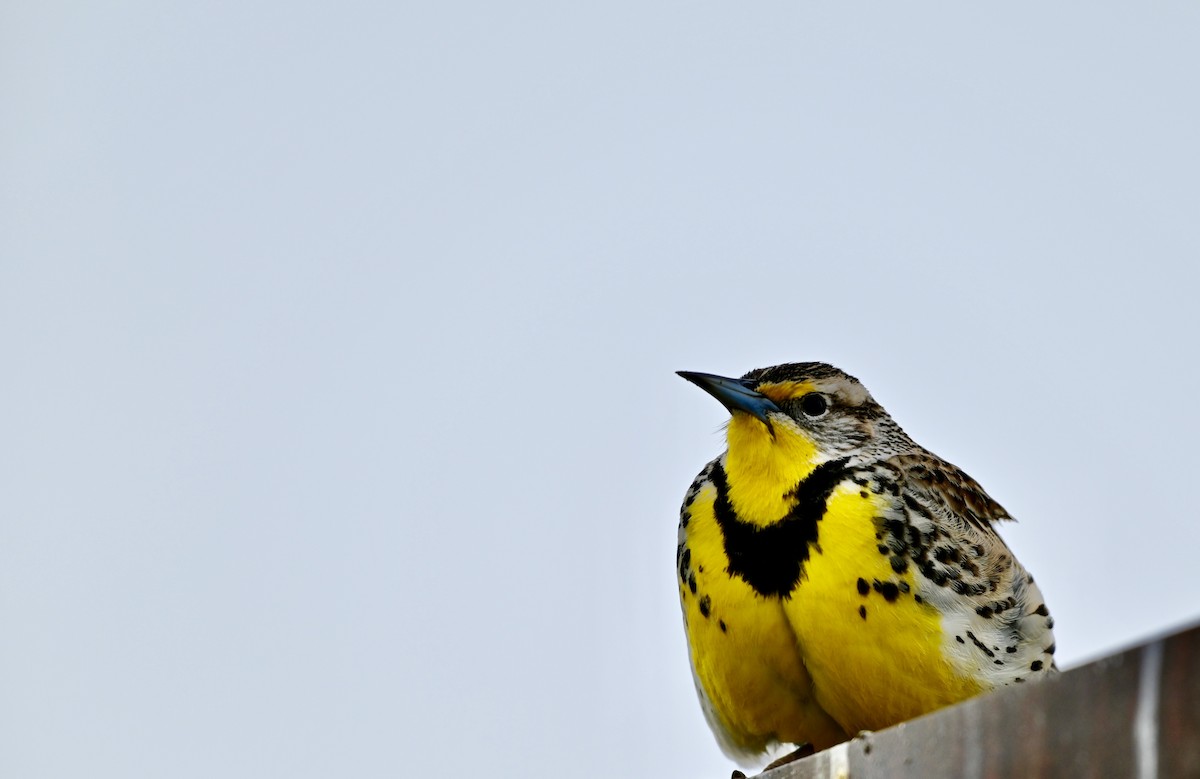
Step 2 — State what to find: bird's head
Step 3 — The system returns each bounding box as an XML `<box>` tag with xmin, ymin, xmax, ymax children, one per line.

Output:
<box><xmin>679</xmin><ymin>363</ymin><xmax>910</xmax><ymax>521</ymax></box>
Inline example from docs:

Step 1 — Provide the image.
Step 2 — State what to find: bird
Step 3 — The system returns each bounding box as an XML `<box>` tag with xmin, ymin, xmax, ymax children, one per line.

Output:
<box><xmin>675</xmin><ymin>362</ymin><xmax>1056</xmax><ymax>770</ymax></box>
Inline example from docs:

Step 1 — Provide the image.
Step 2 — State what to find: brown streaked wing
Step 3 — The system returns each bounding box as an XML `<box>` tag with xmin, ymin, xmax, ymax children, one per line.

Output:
<box><xmin>889</xmin><ymin>451</ymin><xmax>1012</xmax><ymax>536</ymax></box>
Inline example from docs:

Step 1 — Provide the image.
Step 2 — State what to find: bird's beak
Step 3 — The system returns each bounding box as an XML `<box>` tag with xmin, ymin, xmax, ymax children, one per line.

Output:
<box><xmin>677</xmin><ymin>371</ymin><xmax>782</xmax><ymax>426</ymax></box>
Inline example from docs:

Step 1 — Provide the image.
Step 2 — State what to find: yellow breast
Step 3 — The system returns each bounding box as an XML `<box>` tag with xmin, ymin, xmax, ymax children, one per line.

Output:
<box><xmin>680</xmin><ymin>485</ymin><xmax>848</xmax><ymax>755</ymax></box>
<box><xmin>783</xmin><ymin>485</ymin><xmax>982</xmax><ymax>732</ymax></box>
<box><xmin>680</xmin><ymin>415</ymin><xmax>982</xmax><ymax>753</ymax></box>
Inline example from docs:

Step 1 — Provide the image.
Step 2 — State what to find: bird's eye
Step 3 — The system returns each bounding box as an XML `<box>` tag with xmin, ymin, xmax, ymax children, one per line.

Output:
<box><xmin>798</xmin><ymin>393</ymin><xmax>829</xmax><ymax>418</ymax></box>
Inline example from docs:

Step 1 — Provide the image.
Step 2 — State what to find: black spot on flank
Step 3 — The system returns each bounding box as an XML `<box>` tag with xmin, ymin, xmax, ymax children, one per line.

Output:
<box><xmin>681</xmin><ymin>514</ymin><xmax>689</xmax><ymax>528</ymax></box>
<box><xmin>934</xmin><ymin>546</ymin><xmax>961</xmax><ymax>564</ymax></box>
<box><xmin>877</xmin><ymin>545</ymin><xmax>890</xmax><ymax>555</ymax></box>
<box><xmin>687</xmin><ymin>573</ymin><xmax>697</xmax><ymax>595</ymax></box>
<box><xmin>1031</xmin><ymin>660</ymin><xmax>1044</xmax><ymax>672</ymax></box>
<box><xmin>1046</xmin><ymin>617</ymin><xmax>1055</xmax><ymax>629</ymax></box>
<box><xmin>684</xmin><ymin>492</ymin><xmax>696</xmax><ymax>507</ymax></box>
<box><xmin>898</xmin><ymin>581</ymin><xmax>910</xmax><ymax>593</ymax></box>
<box><xmin>860</xmin><ymin>491</ymin><xmax>869</xmax><ymax>499</ymax></box>
<box><xmin>873</xmin><ymin>580</ymin><xmax>900</xmax><ymax>602</ymax></box>
<box><xmin>914</xmin><ymin>595</ymin><xmax>924</xmax><ymax>604</ymax></box>
<box><xmin>1033</xmin><ymin>604</ymin><xmax>1049</xmax><ymax>617</ymax></box>
<box><xmin>699</xmin><ymin>595</ymin><xmax>711</xmax><ymax>618</ymax></box>
<box><xmin>924</xmin><ymin>564</ymin><xmax>949</xmax><ymax>588</ymax></box>
<box><xmin>965</xmin><ymin>631</ymin><xmax>995</xmax><ymax>658</ymax></box>
<box><xmin>955</xmin><ymin>635</ymin><xmax>965</xmax><ymax>644</ymax></box>
<box><xmin>698</xmin><ymin>565</ymin><xmax>704</xmax><ymax>573</ymax></box>
<box><xmin>976</xmin><ymin>606</ymin><xmax>993</xmax><ymax>619</ymax></box>
<box><xmin>857</xmin><ymin>577</ymin><xmax>869</xmax><ymax>595</ymax></box>
<box><xmin>719</xmin><ymin>619</ymin><xmax>727</xmax><ymax>633</ymax></box>
<box><xmin>1015</xmin><ymin>677</ymin><xmax>1025</xmax><ymax>683</ymax></box>
<box><xmin>890</xmin><ymin>556</ymin><xmax>909</xmax><ymax>574</ymax></box>
<box><xmin>1046</xmin><ymin>643</ymin><xmax>1057</xmax><ymax>655</ymax></box>
<box><xmin>994</xmin><ymin>660</ymin><xmax>1003</xmax><ymax>666</ymax></box>
<box><xmin>710</xmin><ymin>459</ymin><xmax>851</xmax><ymax>598</ymax></box>
<box><xmin>859</xmin><ymin>605</ymin><xmax>867</xmax><ymax>620</ymax></box>
<box><xmin>679</xmin><ymin>548</ymin><xmax>691</xmax><ymax>581</ymax></box>
<box><xmin>1006</xmin><ymin>646</ymin><xmax>1017</xmax><ymax>654</ymax></box>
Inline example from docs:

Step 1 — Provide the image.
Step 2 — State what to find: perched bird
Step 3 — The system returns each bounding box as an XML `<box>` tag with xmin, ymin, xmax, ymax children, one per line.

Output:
<box><xmin>676</xmin><ymin>363</ymin><xmax>1056</xmax><ymax>769</ymax></box>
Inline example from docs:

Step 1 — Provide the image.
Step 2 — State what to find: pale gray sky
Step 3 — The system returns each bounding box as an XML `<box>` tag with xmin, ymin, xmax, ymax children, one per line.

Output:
<box><xmin>3</xmin><ymin>3</ymin><xmax>1199</xmax><ymax>777</ymax></box>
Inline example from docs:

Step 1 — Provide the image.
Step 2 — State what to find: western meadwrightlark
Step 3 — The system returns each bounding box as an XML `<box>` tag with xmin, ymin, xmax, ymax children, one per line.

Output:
<box><xmin>676</xmin><ymin>363</ymin><xmax>1056</xmax><ymax>768</ymax></box>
